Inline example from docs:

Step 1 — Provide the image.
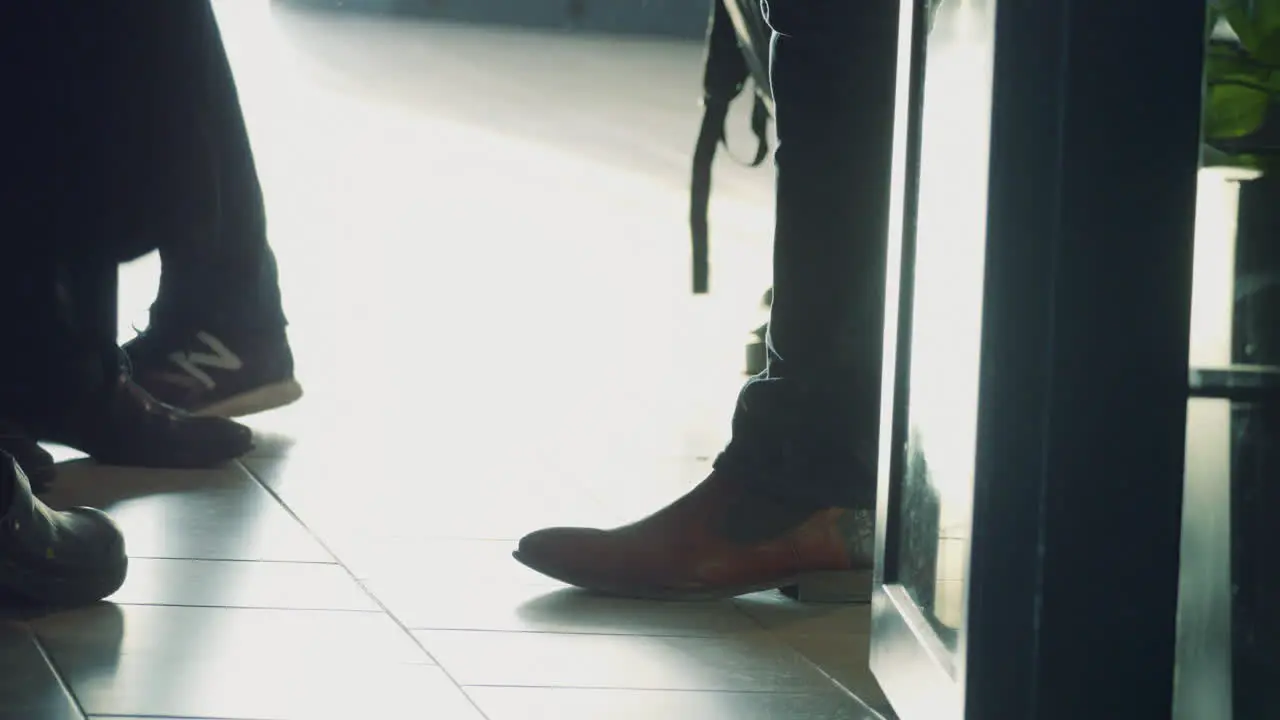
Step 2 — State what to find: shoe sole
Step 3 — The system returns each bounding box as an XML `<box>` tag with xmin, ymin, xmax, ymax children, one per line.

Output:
<box><xmin>512</xmin><ymin>550</ymin><xmax>871</xmax><ymax>603</ymax></box>
<box><xmin>194</xmin><ymin>379</ymin><xmax>304</xmax><ymax>419</ymax></box>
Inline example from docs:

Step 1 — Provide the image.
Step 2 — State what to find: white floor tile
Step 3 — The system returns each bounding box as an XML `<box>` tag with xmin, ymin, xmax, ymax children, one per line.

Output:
<box><xmin>31</xmin><ymin>602</ymin><xmax>430</xmax><ymax>664</ymax></box>
<box><xmin>320</xmin><ymin>536</ymin><xmax>554</xmax><ymax>585</ymax></box>
<box><xmin>67</xmin><ymin>659</ymin><xmax>481</xmax><ymax>719</ymax></box>
<box><xmin>105</xmin><ymin>558</ymin><xmax>378</xmax><ymax>611</ymax></box>
<box><xmin>370</xmin><ymin>582</ymin><xmax>759</xmax><ymax>635</ymax></box>
<box><xmin>0</xmin><ymin>621</ymin><xmax>81</xmax><ymax>720</ymax></box>
<box><xmin>38</xmin><ymin>604</ymin><xmax>454</xmax><ymax>719</ymax></box>
<box><xmin>416</xmin><ymin>629</ymin><xmax>834</xmax><ymax>692</ymax></box>
<box><xmin>467</xmin><ymin>686</ymin><xmax>884</xmax><ymax>720</ymax></box>
<box><xmin>783</xmin><ymin>634</ymin><xmax>892</xmax><ymax>714</ymax></box>
<box><xmin>240</xmin><ymin>452</ymin><xmax>624</xmax><ymax>542</ymax></box>
<box><xmin>39</xmin><ymin>461</ymin><xmax>332</xmax><ymax>563</ymax></box>
<box><xmin>734</xmin><ymin>591</ymin><xmax>874</xmax><ymax>635</ymax></box>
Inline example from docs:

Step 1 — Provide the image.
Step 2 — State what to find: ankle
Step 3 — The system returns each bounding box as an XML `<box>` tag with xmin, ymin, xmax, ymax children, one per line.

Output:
<box><xmin>715</xmin><ymin>486</ymin><xmax>830</xmax><ymax>544</ymax></box>
<box><xmin>148</xmin><ymin>303</ymin><xmax>288</xmax><ymax>338</ymax></box>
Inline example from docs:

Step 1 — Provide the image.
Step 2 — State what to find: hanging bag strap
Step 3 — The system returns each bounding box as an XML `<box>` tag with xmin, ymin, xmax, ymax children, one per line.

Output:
<box><xmin>690</xmin><ymin>0</ymin><xmax>768</xmax><ymax>293</ymax></box>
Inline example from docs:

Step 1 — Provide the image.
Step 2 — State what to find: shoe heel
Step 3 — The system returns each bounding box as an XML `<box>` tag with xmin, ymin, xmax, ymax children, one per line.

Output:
<box><xmin>779</xmin><ymin>569</ymin><xmax>873</xmax><ymax>604</ymax></box>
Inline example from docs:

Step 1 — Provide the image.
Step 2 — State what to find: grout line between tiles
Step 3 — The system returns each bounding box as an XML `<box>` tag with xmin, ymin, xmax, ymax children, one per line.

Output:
<box><xmin>106</xmin><ymin>601</ymin><xmax>384</xmax><ymax>613</ymax></box>
<box><xmin>236</xmin><ymin>458</ymin><xmax>496</xmax><ymax>720</ymax></box>
<box><xmin>458</xmin><ymin>682</ymin><xmax>838</xmax><ymax>694</ymax></box>
<box><xmin>123</xmin><ymin>556</ymin><xmax>337</xmax><ymax>565</ymax></box>
<box><xmin>790</xmin><ymin>649</ymin><xmax>891</xmax><ymax>719</ymax></box>
<box><xmin>90</xmin><ymin>707</ymin><xmax>277</xmax><ymax>712</ymax></box>
<box><xmin>236</xmin><ymin>458</ymin><xmax>877</xmax><ymax>716</ymax></box>
<box><xmin>28</xmin><ymin>624</ymin><xmax>91</xmax><ymax>720</ymax></box>
<box><xmin>400</xmin><ymin>625</ymin><xmax>771</xmax><ymax>639</ymax></box>
<box><xmin>404</xmin><ymin>628</ymin><xmax>767</xmax><ymax>639</ymax></box>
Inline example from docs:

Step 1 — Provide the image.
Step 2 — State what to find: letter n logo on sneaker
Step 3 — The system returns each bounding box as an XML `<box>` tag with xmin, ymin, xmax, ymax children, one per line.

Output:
<box><xmin>168</xmin><ymin>332</ymin><xmax>245</xmax><ymax>390</ymax></box>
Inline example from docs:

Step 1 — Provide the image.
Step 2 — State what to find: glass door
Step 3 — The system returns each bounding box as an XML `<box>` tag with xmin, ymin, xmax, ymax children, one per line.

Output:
<box><xmin>867</xmin><ymin>0</ymin><xmax>993</xmax><ymax>716</ymax></box>
<box><xmin>870</xmin><ymin>0</ymin><xmax>1211</xmax><ymax>717</ymax></box>
<box><xmin>1174</xmin><ymin>165</ymin><xmax>1280</xmax><ymax>718</ymax></box>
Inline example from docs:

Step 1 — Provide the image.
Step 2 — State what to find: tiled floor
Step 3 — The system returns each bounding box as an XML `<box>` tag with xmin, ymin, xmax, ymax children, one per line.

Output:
<box><xmin>5</xmin><ymin>3</ymin><xmax>890</xmax><ymax>718</ymax></box>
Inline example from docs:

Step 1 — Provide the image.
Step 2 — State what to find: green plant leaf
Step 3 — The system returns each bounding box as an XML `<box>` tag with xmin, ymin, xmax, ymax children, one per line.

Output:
<box><xmin>1256</xmin><ymin>0</ymin><xmax>1280</xmax><ymax>35</ymax></box>
<box><xmin>1204</xmin><ymin>83</ymin><xmax>1271</xmax><ymax>139</ymax></box>
<box><xmin>1255</xmin><ymin>28</ymin><xmax>1280</xmax><ymax>64</ymax></box>
<box><xmin>1206</xmin><ymin>50</ymin><xmax>1268</xmax><ymax>82</ymax></box>
<box><xmin>1205</xmin><ymin>2</ymin><xmax>1279</xmax><ymax>174</ymax></box>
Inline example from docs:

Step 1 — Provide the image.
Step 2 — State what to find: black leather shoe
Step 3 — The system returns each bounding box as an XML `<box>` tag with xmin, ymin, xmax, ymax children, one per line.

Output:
<box><xmin>32</xmin><ymin>371</ymin><xmax>253</xmax><ymax>469</ymax></box>
<box><xmin>0</xmin><ymin>452</ymin><xmax>128</xmax><ymax>606</ymax></box>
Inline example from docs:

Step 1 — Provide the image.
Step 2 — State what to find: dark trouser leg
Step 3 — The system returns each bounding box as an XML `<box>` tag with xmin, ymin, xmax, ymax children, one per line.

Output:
<box><xmin>0</xmin><ymin>6</ymin><xmax>254</xmax><ymax>469</ymax></box>
<box><xmin>0</xmin><ymin>27</ymin><xmax>132</xmax><ymax>584</ymax></box>
<box><xmin>1236</xmin><ymin>175</ymin><xmax>1280</xmax><ymax>366</ymax></box>
<box><xmin>512</xmin><ymin>0</ymin><xmax>902</xmax><ymax>600</ymax></box>
<box><xmin>714</xmin><ymin>0</ymin><xmax>901</xmax><ymax>510</ymax></box>
<box><xmin>2</xmin><ymin>6</ymin><xmax>120</xmax><ymax>404</ymax></box>
<box><xmin>0</xmin><ymin>260</ymin><xmax>114</xmax><ymax>419</ymax></box>
<box><xmin>105</xmin><ymin>4</ymin><xmax>298</xmax><ymax>418</ymax></box>
<box><xmin>114</xmin><ymin>0</ymin><xmax>286</xmax><ymax>334</ymax></box>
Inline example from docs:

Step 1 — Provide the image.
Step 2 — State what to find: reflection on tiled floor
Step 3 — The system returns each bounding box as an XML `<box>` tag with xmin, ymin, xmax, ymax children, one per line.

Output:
<box><xmin>3</xmin><ymin>2</ymin><xmax>889</xmax><ymax>719</ymax></box>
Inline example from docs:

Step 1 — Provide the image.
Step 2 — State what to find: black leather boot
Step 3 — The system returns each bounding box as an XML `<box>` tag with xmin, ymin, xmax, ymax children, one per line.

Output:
<box><xmin>0</xmin><ymin>451</ymin><xmax>128</xmax><ymax>606</ymax></box>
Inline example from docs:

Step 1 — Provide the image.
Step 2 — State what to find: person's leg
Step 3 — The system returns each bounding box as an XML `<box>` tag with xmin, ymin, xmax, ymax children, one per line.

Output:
<box><xmin>135</xmin><ymin>0</ymin><xmax>285</xmax><ymax>335</ymax></box>
<box><xmin>514</xmin><ymin>0</ymin><xmax>900</xmax><ymax>599</ymax></box>
<box><xmin>116</xmin><ymin>0</ymin><xmax>301</xmax><ymax>418</ymax></box>
<box><xmin>0</xmin><ymin>250</ymin><xmax>255</xmax><ymax>471</ymax></box>
<box><xmin>719</xmin><ymin>0</ymin><xmax>896</xmax><ymax>512</ymax></box>
<box><xmin>0</xmin><ymin>5</ymin><xmax>254</xmax><ymax>472</ymax></box>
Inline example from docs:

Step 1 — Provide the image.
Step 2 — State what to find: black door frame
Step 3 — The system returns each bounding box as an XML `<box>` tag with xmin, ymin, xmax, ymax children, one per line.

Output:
<box><xmin>871</xmin><ymin>0</ymin><xmax>1209</xmax><ymax>717</ymax></box>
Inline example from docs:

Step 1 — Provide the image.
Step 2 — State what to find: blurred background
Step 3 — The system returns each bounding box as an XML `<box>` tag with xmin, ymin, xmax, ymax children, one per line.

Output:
<box><xmin>279</xmin><ymin>0</ymin><xmax>711</xmax><ymax>38</ymax></box>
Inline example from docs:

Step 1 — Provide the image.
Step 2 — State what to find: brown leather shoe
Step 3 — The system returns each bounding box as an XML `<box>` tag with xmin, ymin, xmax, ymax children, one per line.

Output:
<box><xmin>513</xmin><ymin>471</ymin><xmax>875</xmax><ymax>602</ymax></box>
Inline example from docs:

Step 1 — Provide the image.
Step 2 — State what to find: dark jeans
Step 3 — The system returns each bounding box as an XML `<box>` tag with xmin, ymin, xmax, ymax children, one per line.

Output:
<box><xmin>2</xmin><ymin>6</ymin><xmax>119</xmax><ymax>406</ymax></box>
<box><xmin>1</xmin><ymin>2</ymin><xmax>284</xmax><ymax>406</ymax></box>
<box><xmin>8</xmin><ymin>3</ymin><xmax>284</xmax><ymax>334</ymax></box>
<box><xmin>118</xmin><ymin>0</ymin><xmax>287</xmax><ymax>334</ymax></box>
<box><xmin>713</xmin><ymin>0</ymin><xmax>900</xmax><ymax>510</ymax></box>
